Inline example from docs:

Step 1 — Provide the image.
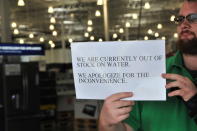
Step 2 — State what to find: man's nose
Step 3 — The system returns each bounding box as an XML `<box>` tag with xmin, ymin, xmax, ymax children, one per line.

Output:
<box><xmin>180</xmin><ymin>18</ymin><xmax>191</xmax><ymax>29</ymax></box>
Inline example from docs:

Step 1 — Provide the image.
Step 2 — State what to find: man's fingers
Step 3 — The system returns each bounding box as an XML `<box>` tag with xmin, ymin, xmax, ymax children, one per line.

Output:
<box><xmin>107</xmin><ymin>92</ymin><xmax>133</xmax><ymax>102</ymax></box>
<box><xmin>162</xmin><ymin>73</ymin><xmax>185</xmax><ymax>82</ymax></box>
<box><xmin>118</xmin><ymin>106</ymin><xmax>132</xmax><ymax>115</ymax></box>
<box><xmin>113</xmin><ymin>100</ymin><xmax>134</xmax><ymax>108</ymax></box>
<box><xmin>168</xmin><ymin>90</ymin><xmax>184</xmax><ymax>97</ymax></box>
<box><xmin>117</xmin><ymin>113</ymin><xmax>130</xmax><ymax>122</ymax></box>
<box><xmin>165</xmin><ymin>81</ymin><xmax>183</xmax><ymax>89</ymax></box>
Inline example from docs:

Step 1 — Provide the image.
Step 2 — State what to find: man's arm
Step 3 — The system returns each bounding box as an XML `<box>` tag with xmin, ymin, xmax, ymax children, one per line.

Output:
<box><xmin>98</xmin><ymin>92</ymin><xmax>135</xmax><ymax>131</ymax></box>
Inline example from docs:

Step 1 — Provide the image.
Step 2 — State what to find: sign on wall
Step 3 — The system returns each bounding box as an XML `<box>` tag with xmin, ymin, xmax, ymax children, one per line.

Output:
<box><xmin>0</xmin><ymin>43</ymin><xmax>45</xmax><ymax>55</ymax></box>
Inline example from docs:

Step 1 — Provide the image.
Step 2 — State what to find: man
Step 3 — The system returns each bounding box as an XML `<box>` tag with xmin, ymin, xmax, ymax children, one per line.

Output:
<box><xmin>99</xmin><ymin>0</ymin><xmax>197</xmax><ymax>131</ymax></box>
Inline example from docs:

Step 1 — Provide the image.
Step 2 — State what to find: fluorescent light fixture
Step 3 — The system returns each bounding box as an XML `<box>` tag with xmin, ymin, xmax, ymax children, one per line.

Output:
<box><xmin>162</xmin><ymin>36</ymin><xmax>166</xmax><ymax>40</ymax></box>
<box><xmin>87</xmin><ymin>27</ymin><xmax>93</xmax><ymax>32</ymax></box>
<box><xmin>157</xmin><ymin>24</ymin><xmax>163</xmax><ymax>29</ymax></box>
<box><xmin>147</xmin><ymin>29</ymin><xmax>153</xmax><ymax>34</ymax></box>
<box><xmin>19</xmin><ymin>39</ymin><xmax>24</xmax><ymax>44</ymax></box>
<box><xmin>11</xmin><ymin>22</ymin><xmax>17</xmax><ymax>28</ymax></box>
<box><xmin>113</xmin><ymin>33</ymin><xmax>118</xmax><ymax>39</ymax></box>
<box><xmin>52</xmin><ymin>31</ymin><xmax>57</xmax><ymax>36</ymax></box>
<box><xmin>119</xmin><ymin>28</ymin><xmax>124</xmax><ymax>33</ymax></box>
<box><xmin>154</xmin><ymin>32</ymin><xmax>159</xmax><ymax>37</ymax></box>
<box><xmin>125</xmin><ymin>22</ymin><xmax>131</xmax><ymax>28</ymax></box>
<box><xmin>95</xmin><ymin>10</ymin><xmax>101</xmax><ymax>17</ymax></box>
<box><xmin>132</xmin><ymin>14</ymin><xmax>138</xmax><ymax>19</ymax></box>
<box><xmin>14</xmin><ymin>29</ymin><xmax>19</xmax><ymax>35</ymax></box>
<box><xmin>63</xmin><ymin>20</ymin><xmax>74</xmax><ymax>24</ymax></box>
<box><xmin>99</xmin><ymin>38</ymin><xmax>103</xmax><ymax>42</ymax></box>
<box><xmin>29</xmin><ymin>33</ymin><xmax>34</xmax><ymax>38</ymax></box>
<box><xmin>97</xmin><ymin>0</ymin><xmax>103</xmax><ymax>5</ymax></box>
<box><xmin>144</xmin><ymin>36</ymin><xmax>149</xmax><ymax>40</ymax></box>
<box><xmin>84</xmin><ymin>32</ymin><xmax>89</xmax><ymax>37</ymax></box>
<box><xmin>51</xmin><ymin>43</ymin><xmax>55</xmax><ymax>48</ymax></box>
<box><xmin>49</xmin><ymin>25</ymin><xmax>55</xmax><ymax>30</ymax></box>
<box><xmin>50</xmin><ymin>17</ymin><xmax>56</xmax><ymax>23</ymax></box>
<box><xmin>90</xmin><ymin>36</ymin><xmax>95</xmax><ymax>41</ymax></box>
<box><xmin>48</xmin><ymin>6</ymin><xmax>54</xmax><ymax>13</ymax></box>
<box><xmin>49</xmin><ymin>40</ymin><xmax>54</xmax><ymax>45</ymax></box>
<box><xmin>40</xmin><ymin>37</ymin><xmax>45</xmax><ymax>42</ymax></box>
<box><xmin>174</xmin><ymin>33</ymin><xmax>178</xmax><ymax>38</ymax></box>
<box><xmin>87</xmin><ymin>20</ymin><xmax>93</xmax><ymax>25</ymax></box>
<box><xmin>144</xmin><ymin>2</ymin><xmax>150</xmax><ymax>9</ymax></box>
<box><xmin>68</xmin><ymin>38</ymin><xmax>73</xmax><ymax>43</ymax></box>
<box><xmin>170</xmin><ymin>15</ymin><xmax>175</xmax><ymax>22</ymax></box>
<box><xmin>18</xmin><ymin>0</ymin><xmax>25</xmax><ymax>6</ymax></box>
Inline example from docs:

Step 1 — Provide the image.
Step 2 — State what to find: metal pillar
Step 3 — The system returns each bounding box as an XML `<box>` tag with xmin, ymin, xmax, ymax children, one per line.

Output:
<box><xmin>137</xmin><ymin>0</ymin><xmax>143</xmax><ymax>40</ymax></box>
<box><xmin>103</xmin><ymin>0</ymin><xmax>109</xmax><ymax>41</ymax></box>
<box><xmin>0</xmin><ymin>0</ymin><xmax>12</xmax><ymax>43</ymax></box>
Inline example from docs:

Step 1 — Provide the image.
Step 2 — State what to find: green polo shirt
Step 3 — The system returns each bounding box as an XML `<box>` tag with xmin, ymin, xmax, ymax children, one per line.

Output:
<box><xmin>124</xmin><ymin>51</ymin><xmax>197</xmax><ymax>131</ymax></box>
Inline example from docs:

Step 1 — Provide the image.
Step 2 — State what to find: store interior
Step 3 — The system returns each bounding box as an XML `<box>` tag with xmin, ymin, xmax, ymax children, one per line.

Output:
<box><xmin>0</xmin><ymin>0</ymin><xmax>183</xmax><ymax>131</ymax></box>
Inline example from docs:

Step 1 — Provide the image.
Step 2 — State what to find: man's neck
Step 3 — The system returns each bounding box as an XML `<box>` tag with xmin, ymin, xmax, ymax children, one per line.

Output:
<box><xmin>183</xmin><ymin>54</ymin><xmax>197</xmax><ymax>70</ymax></box>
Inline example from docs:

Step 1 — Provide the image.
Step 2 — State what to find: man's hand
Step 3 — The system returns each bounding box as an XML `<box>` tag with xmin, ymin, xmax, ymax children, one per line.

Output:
<box><xmin>162</xmin><ymin>73</ymin><xmax>197</xmax><ymax>101</ymax></box>
<box><xmin>99</xmin><ymin>92</ymin><xmax>134</xmax><ymax>131</ymax></box>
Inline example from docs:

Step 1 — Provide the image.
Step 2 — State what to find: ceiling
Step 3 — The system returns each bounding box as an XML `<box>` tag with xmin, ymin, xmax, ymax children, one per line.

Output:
<box><xmin>1</xmin><ymin>0</ymin><xmax>184</xmax><ymax>49</ymax></box>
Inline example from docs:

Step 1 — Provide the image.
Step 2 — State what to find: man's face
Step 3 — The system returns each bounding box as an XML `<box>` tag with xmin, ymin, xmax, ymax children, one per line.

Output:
<box><xmin>176</xmin><ymin>2</ymin><xmax>197</xmax><ymax>55</ymax></box>
<box><xmin>177</xmin><ymin>2</ymin><xmax>197</xmax><ymax>41</ymax></box>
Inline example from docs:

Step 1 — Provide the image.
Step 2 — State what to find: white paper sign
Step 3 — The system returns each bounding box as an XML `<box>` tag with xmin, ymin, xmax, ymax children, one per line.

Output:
<box><xmin>71</xmin><ymin>40</ymin><xmax>166</xmax><ymax>100</ymax></box>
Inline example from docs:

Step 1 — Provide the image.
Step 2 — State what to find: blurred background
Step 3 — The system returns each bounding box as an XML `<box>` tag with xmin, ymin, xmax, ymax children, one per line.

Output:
<box><xmin>0</xmin><ymin>0</ymin><xmax>182</xmax><ymax>131</ymax></box>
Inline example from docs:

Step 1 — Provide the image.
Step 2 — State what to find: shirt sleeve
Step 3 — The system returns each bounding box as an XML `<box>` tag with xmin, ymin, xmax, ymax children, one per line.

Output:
<box><xmin>124</xmin><ymin>101</ymin><xmax>143</xmax><ymax>131</ymax></box>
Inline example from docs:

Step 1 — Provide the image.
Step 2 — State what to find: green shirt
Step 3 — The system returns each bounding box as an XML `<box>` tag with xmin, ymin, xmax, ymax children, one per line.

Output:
<box><xmin>125</xmin><ymin>51</ymin><xmax>197</xmax><ymax>131</ymax></box>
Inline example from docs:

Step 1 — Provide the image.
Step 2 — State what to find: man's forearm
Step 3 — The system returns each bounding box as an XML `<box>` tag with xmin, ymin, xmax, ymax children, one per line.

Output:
<box><xmin>99</xmin><ymin>122</ymin><xmax>134</xmax><ymax>131</ymax></box>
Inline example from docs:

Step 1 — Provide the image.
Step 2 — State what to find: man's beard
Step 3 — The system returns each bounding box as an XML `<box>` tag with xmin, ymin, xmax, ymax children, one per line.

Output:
<box><xmin>177</xmin><ymin>31</ymin><xmax>197</xmax><ymax>55</ymax></box>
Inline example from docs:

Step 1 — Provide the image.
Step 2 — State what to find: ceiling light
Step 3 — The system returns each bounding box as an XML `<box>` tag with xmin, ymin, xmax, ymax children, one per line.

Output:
<box><xmin>11</xmin><ymin>22</ymin><xmax>17</xmax><ymax>28</ymax></box>
<box><xmin>144</xmin><ymin>36</ymin><xmax>149</xmax><ymax>40</ymax></box>
<box><xmin>157</xmin><ymin>24</ymin><xmax>163</xmax><ymax>29</ymax></box>
<box><xmin>52</xmin><ymin>31</ymin><xmax>57</xmax><ymax>36</ymax></box>
<box><xmin>99</xmin><ymin>38</ymin><xmax>103</xmax><ymax>42</ymax></box>
<box><xmin>147</xmin><ymin>29</ymin><xmax>153</xmax><ymax>34</ymax></box>
<box><xmin>170</xmin><ymin>15</ymin><xmax>175</xmax><ymax>22</ymax></box>
<box><xmin>84</xmin><ymin>32</ymin><xmax>89</xmax><ymax>37</ymax></box>
<box><xmin>113</xmin><ymin>33</ymin><xmax>118</xmax><ymax>39</ymax></box>
<box><xmin>14</xmin><ymin>29</ymin><xmax>19</xmax><ymax>35</ymax></box>
<box><xmin>48</xmin><ymin>6</ymin><xmax>54</xmax><ymax>13</ymax></box>
<box><xmin>144</xmin><ymin>2</ymin><xmax>150</xmax><ymax>9</ymax></box>
<box><xmin>87</xmin><ymin>20</ymin><xmax>93</xmax><ymax>25</ymax></box>
<box><xmin>154</xmin><ymin>32</ymin><xmax>159</xmax><ymax>37</ymax></box>
<box><xmin>49</xmin><ymin>40</ymin><xmax>54</xmax><ymax>45</ymax></box>
<box><xmin>174</xmin><ymin>33</ymin><xmax>178</xmax><ymax>38</ymax></box>
<box><xmin>29</xmin><ymin>33</ymin><xmax>34</xmax><ymax>38</ymax></box>
<box><xmin>90</xmin><ymin>36</ymin><xmax>95</xmax><ymax>41</ymax></box>
<box><xmin>18</xmin><ymin>0</ymin><xmax>25</xmax><ymax>6</ymax></box>
<box><xmin>70</xmin><ymin>13</ymin><xmax>74</xmax><ymax>18</ymax></box>
<box><xmin>50</xmin><ymin>17</ymin><xmax>56</xmax><ymax>23</ymax></box>
<box><xmin>132</xmin><ymin>14</ymin><xmax>138</xmax><ymax>19</ymax></box>
<box><xmin>19</xmin><ymin>39</ymin><xmax>24</xmax><ymax>44</ymax></box>
<box><xmin>68</xmin><ymin>38</ymin><xmax>73</xmax><ymax>43</ymax></box>
<box><xmin>162</xmin><ymin>36</ymin><xmax>166</xmax><ymax>40</ymax></box>
<box><xmin>125</xmin><ymin>22</ymin><xmax>131</xmax><ymax>28</ymax></box>
<box><xmin>51</xmin><ymin>43</ymin><xmax>55</xmax><ymax>48</ymax></box>
<box><xmin>63</xmin><ymin>20</ymin><xmax>74</xmax><ymax>24</ymax></box>
<box><xmin>49</xmin><ymin>25</ymin><xmax>55</xmax><ymax>30</ymax></box>
<box><xmin>119</xmin><ymin>28</ymin><xmax>124</xmax><ymax>33</ymax></box>
<box><xmin>52</xmin><ymin>31</ymin><xmax>57</xmax><ymax>37</ymax></box>
<box><xmin>97</xmin><ymin>0</ymin><xmax>103</xmax><ymax>5</ymax></box>
<box><xmin>95</xmin><ymin>10</ymin><xmax>101</xmax><ymax>17</ymax></box>
<box><xmin>87</xmin><ymin>27</ymin><xmax>93</xmax><ymax>32</ymax></box>
<box><xmin>39</xmin><ymin>37</ymin><xmax>45</xmax><ymax>42</ymax></box>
